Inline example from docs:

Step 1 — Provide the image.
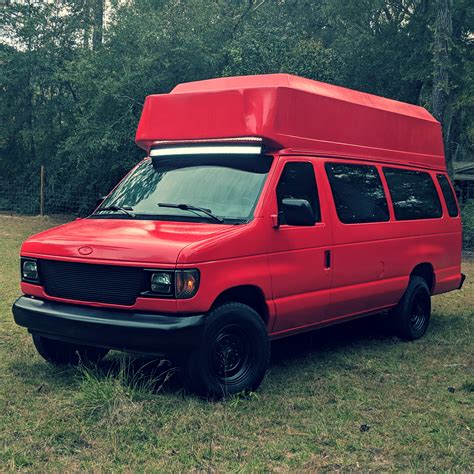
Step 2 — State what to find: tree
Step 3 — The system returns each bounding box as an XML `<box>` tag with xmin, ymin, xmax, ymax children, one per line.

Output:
<box><xmin>432</xmin><ymin>0</ymin><xmax>453</xmax><ymax>176</ymax></box>
<box><xmin>92</xmin><ymin>0</ymin><xmax>104</xmax><ymax>50</ymax></box>
<box><xmin>1</xmin><ymin>0</ymin><xmax>472</xmax><ymax>215</ymax></box>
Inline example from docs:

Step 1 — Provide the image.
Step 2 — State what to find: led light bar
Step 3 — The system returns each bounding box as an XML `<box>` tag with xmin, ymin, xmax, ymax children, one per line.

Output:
<box><xmin>152</xmin><ymin>137</ymin><xmax>263</xmax><ymax>146</ymax></box>
<box><xmin>150</xmin><ymin>145</ymin><xmax>262</xmax><ymax>157</ymax></box>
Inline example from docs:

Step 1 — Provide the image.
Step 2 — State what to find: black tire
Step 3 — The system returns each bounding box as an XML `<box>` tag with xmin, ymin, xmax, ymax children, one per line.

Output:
<box><xmin>391</xmin><ymin>276</ymin><xmax>431</xmax><ymax>341</ymax></box>
<box><xmin>32</xmin><ymin>334</ymin><xmax>109</xmax><ymax>366</ymax></box>
<box><xmin>185</xmin><ymin>302</ymin><xmax>270</xmax><ymax>398</ymax></box>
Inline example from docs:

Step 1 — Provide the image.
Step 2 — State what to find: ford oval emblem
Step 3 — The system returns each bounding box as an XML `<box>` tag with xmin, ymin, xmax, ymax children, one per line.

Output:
<box><xmin>78</xmin><ymin>246</ymin><xmax>93</xmax><ymax>255</ymax></box>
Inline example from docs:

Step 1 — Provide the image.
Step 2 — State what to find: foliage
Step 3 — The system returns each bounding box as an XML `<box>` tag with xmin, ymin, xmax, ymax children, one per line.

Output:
<box><xmin>0</xmin><ymin>0</ymin><xmax>473</xmax><ymax>212</ymax></box>
<box><xmin>461</xmin><ymin>199</ymin><xmax>474</xmax><ymax>249</ymax></box>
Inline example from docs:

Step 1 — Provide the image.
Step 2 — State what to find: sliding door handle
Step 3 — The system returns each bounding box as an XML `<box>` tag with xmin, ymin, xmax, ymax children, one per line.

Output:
<box><xmin>324</xmin><ymin>250</ymin><xmax>331</xmax><ymax>269</ymax></box>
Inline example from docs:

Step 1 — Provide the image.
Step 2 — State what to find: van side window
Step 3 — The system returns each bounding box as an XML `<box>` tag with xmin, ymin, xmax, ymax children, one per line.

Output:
<box><xmin>325</xmin><ymin>163</ymin><xmax>389</xmax><ymax>224</ymax></box>
<box><xmin>436</xmin><ymin>174</ymin><xmax>459</xmax><ymax>217</ymax></box>
<box><xmin>383</xmin><ymin>168</ymin><xmax>442</xmax><ymax>220</ymax></box>
<box><xmin>276</xmin><ymin>162</ymin><xmax>321</xmax><ymax>224</ymax></box>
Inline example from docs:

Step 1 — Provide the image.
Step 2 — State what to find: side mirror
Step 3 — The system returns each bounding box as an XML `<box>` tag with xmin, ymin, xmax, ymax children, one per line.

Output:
<box><xmin>280</xmin><ymin>198</ymin><xmax>315</xmax><ymax>226</ymax></box>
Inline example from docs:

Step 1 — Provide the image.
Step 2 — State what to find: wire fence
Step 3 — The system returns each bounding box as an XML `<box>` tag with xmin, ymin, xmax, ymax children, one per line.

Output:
<box><xmin>0</xmin><ymin>167</ymin><xmax>101</xmax><ymax>217</ymax></box>
<box><xmin>1</xmin><ymin>166</ymin><xmax>473</xmax><ymax>250</ymax></box>
<box><xmin>0</xmin><ymin>190</ymin><xmax>99</xmax><ymax>217</ymax></box>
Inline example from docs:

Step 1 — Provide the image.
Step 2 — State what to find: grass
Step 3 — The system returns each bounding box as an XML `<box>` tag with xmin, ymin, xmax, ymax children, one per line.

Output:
<box><xmin>0</xmin><ymin>214</ymin><xmax>473</xmax><ymax>471</ymax></box>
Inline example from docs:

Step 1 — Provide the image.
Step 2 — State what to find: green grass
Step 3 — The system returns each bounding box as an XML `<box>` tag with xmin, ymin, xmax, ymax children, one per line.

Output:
<box><xmin>0</xmin><ymin>215</ymin><xmax>473</xmax><ymax>471</ymax></box>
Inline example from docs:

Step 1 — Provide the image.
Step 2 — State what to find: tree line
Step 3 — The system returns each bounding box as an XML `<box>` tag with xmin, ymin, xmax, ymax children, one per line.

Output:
<box><xmin>1</xmin><ymin>0</ymin><xmax>472</xmax><ymax>214</ymax></box>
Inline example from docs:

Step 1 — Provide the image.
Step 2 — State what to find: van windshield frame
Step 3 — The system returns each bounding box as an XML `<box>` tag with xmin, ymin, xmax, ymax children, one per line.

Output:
<box><xmin>91</xmin><ymin>154</ymin><xmax>273</xmax><ymax>224</ymax></box>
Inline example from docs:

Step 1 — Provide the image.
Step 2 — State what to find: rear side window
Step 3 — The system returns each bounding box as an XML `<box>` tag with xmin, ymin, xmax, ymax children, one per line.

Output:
<box><xmin>383</xmin><ymin>168</ymin><xmax>442</xmax><ymax>220</ymax></box>
<box><xmin>325</xmin><ymin>163</ymin><xmax>389</xmax><ymax>224</ymax></box>
<box><xmin>436</xmin><ymin>174</ymin><xmax>459</xmax><ymax>217</ymax></box>
<box><xmin>276</xmin><ymin>162</ymin><xmax>321</xmax><ymax>223</ymax></box>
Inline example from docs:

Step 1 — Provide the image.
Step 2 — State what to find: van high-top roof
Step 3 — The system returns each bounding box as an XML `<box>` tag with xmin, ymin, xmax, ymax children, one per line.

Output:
<box><xmin>136</xmin><ymin>74</ymin><xmax>446</xmax><ymax>171</ymax></box>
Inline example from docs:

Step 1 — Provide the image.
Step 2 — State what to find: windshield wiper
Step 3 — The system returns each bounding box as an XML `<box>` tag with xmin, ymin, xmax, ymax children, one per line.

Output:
<box><xmin>95</xmin><ymin>205</ymin><xmax>136</xmax><ymax>218</ymax></box>
<box><xmin>158</xmin><ymin>203</ymin><xmax>223</xmax><ymax>223</ymax></box>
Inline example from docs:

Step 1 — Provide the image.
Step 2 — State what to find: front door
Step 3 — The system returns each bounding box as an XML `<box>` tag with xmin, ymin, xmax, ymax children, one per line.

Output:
<box><xmin>267</xmin><ymin>158</ymin><xmax>333</xmax><ymax>335</ymax></box>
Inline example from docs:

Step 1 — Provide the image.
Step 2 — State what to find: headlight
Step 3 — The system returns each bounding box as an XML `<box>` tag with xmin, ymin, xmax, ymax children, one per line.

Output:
<box><xmin>146</xmin><ymin>269</ymin><xmax>199</xmax><ymax>298</ymax></box>
<box><xmin>22</xmin><ymin>258</ymin><xmax>38</xmax><ymax>282</ymax></box>
<box><xmin>150</xmin><ymin>272</ymin><xmax>173</xmax><ymax>294</ymax></box>
<box><xmin>175</xmin><ymin>269</ymin><xmax>199</xmax><ymax>299</ymax></box>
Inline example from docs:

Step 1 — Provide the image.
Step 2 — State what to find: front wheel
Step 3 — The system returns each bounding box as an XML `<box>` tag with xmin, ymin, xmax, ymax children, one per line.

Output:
<box><xmin>32</xmin><ymin>334</ymin><xmax>109</xmax><ymax>366</ymax></box>
<box><xmin>391</xmin><ymin>276</ymin><xmax>431</xmax><ymax>341</ymax></box>
<box><xmin>185</xmin><ymin>303</ymin><xmax>270</xmax><ymax>398</ymax></box>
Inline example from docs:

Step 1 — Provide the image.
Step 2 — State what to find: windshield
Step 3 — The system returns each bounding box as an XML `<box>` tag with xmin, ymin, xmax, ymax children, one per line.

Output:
<box><xmin>93</xmin><ymin>154</ymin><xmax>273</xmax><ymax>223</ymax></box>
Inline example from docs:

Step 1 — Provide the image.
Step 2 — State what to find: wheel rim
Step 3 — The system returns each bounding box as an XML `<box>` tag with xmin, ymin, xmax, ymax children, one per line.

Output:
<box><xmin>410</xmin><ymin>291</ymin><xmax>429</xmax><ymax>332</ymax></box>
<box><xmin>211</xmin><ymin>324</ymin><xmax>254</xmax><ymax>386</ymax></box>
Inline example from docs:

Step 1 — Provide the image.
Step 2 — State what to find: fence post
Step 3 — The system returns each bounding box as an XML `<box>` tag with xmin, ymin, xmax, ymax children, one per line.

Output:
<box><xmin>40</xmin><ymin>165</ymin><xmax>44</xmax><ymax>216</ymax></box>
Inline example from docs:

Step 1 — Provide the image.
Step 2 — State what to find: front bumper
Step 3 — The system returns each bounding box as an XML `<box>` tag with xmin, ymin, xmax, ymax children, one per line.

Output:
<box><xmin>13</xmin><ymin>296</ymin><xmax>206</xmax><ymax>357</ymax></box>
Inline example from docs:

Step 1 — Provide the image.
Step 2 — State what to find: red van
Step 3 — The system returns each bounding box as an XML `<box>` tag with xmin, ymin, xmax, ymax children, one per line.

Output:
<box><xmin>13</xmin><ymin>74</ymin><xmax>465</xmax><ymax>396</ymax></box>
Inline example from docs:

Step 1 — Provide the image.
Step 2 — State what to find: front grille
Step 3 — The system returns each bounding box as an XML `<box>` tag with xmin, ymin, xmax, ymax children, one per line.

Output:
<box><xmin>38</xmin><ymin>259</ymin><xmax>148</xmax><ymax>306</ymax></box>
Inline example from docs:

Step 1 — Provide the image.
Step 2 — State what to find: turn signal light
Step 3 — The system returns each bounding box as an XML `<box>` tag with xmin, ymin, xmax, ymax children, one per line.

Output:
<box><xmin>175</xmin><ymin>269</ymin><xmax>200</xmax><ymax>299</ymax></box>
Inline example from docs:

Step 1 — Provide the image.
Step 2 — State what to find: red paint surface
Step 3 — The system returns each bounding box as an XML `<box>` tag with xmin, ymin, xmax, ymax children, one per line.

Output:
<box><xmin>20</xmin><ymin>74</ymin><xmax>463</xmax><ymax>340</ymax></box>
<box><xmin>136</xmin><ymin>74</ymin><xmax>445</xmax><ymax>170</ymax></box>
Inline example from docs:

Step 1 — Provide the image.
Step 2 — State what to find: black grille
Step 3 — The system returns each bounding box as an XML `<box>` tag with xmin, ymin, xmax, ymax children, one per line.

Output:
<box><xmin>38</xmin><ymin>259</ymin><xmax>148</xmax><ymax>306</ymax></box>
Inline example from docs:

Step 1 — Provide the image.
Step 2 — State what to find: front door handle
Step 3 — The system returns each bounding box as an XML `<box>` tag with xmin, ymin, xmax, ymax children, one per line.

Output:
<box><xmin>325</xmin><ymin>250</ymin><xmax>331</xmax><ymax>269</ymax></box>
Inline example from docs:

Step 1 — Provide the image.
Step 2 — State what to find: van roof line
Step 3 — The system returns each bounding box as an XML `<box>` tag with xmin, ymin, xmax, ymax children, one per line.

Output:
<box><xmin>278</xmin><ymin>149</ymin><xmax>446</xmax><ymax>172</ymax></box>
<box><xmin>171</xmin><ymin>73</ymin><xmax>435</xmax><ymax>122</ymax></box>
<box><xmin>136</xmin><ymin>74</ymin><xmax>446</xmax><ymax>171</ymax></box>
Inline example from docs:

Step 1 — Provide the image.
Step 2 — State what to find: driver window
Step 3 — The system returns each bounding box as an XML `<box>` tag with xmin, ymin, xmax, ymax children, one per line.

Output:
<box><xmin>276</xmin><ymin>162</ymin><xmax>321</xmax><ymax>224</ymax></box>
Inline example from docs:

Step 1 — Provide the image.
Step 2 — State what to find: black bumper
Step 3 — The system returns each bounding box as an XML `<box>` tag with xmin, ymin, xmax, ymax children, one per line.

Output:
<box><xmin>458</xmin><ymin>273</ymin><xmax>466</xmax><ymax>290</ymax></box>
<box><xmin>13</xmin><ymin>296</ymin><xmax>206</xmax><ymax>357</ymax></box>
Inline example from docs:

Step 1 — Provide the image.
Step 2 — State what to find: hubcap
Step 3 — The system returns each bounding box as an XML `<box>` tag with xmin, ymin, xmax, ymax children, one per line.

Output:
<box><xmin>410</xmin><ymin>292</ymin><xmax>429</xmax><ymax>332</ymax></box>
<box><xmin>212</xmin><ymin>325</ymin><xmax>252</xmax><ymax>384</ymax></box>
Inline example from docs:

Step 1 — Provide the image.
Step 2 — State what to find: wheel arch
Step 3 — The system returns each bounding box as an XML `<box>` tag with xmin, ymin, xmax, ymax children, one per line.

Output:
<box><xmin>210</xmin><ymin>285</ymin><xmax>269</xmax><ymax>326</ymax></box>
<box><xmin>410</xmin><ymin>262</ymin><xmax>435</xmax><ymax>294</ymax></box>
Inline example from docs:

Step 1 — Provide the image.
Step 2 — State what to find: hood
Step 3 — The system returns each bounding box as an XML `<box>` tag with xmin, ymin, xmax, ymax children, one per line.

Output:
<box><xmin>21</xmin><ymin>218</ymin><xmax>237</xmax><ymax>265</ymax></box>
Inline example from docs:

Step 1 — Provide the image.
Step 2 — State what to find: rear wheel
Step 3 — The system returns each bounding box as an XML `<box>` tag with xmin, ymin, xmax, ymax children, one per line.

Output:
<box><xmin>32</xmin><ymin>334</ymin><xmax>109</xmax><ymax>366</ymax></box>
<box><xmin>391</xmin><ymin>276</ymin><xmax>431</xmax><ymax>340</ymax></box>
<box><xmin>185</xmin><ymin>302</ymin><xmax>270</xmax><ymax>398</ymax></box>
